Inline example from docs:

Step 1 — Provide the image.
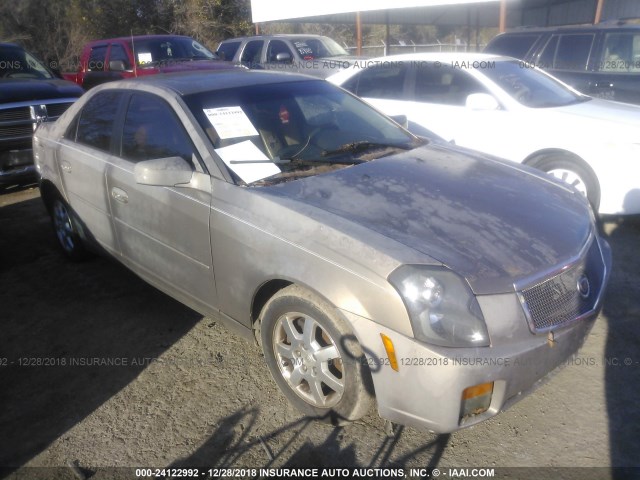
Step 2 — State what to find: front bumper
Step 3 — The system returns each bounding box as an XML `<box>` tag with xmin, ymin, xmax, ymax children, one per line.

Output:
<box><xmin>346</xmin><ymin>308</ymin><xmax>596</xmax><ymax>433</ymax></box>
<box><xmin>0</xmin><ymin>148</ymin><xmax>36</xmax><ymax>184</ymax></box>
<box><xmin>343</xmin><ymin>237</ymin><xmax>611</xmax><ymax>433</ymax></box>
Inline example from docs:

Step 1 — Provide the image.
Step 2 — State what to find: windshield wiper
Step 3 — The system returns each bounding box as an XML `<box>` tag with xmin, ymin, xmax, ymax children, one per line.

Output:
<box><xmin>321</xmin><ymin>141</ymin><xmax>411</xmax><ymax>157</ymax></box>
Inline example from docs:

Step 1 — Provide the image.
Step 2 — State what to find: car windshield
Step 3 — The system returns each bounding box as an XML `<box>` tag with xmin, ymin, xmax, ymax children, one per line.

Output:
<box><xmin>481</xmin><ymin>60</ymin><xmax>590</xmax><ymax>108</ymax></box>
<box><xmin>292</xmin><ymin>37</ymin><xmax>350</xmax><ymax>59</ymax></box>
<box><xmin>0</xmin><ymin>45</ymin><xmax>54</xmax><ymax>80</ymax></box>
<box><xmin>132</xmin><ymin>37</ymin><xmax>218</xmax><ymax>66</ymax></box>
<box><xmin>184</xmin><ymin>80</ymin><xmax>421</xmax><ymax>186</ymax></box>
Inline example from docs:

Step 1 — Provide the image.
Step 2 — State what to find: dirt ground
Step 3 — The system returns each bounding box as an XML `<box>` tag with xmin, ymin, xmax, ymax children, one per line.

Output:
<box><xmin>1</xmin><ymin>183</ymin><xmax>639</xmax><ymax>479</ymax></box>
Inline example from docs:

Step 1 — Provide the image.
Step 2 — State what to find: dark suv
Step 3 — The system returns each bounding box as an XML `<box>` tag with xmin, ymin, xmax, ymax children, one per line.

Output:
<box><xmin>1</xmin><ymin>43</ymin><xmax>83</xmax><ymax>184</ymax></box>
<box><xmin>485</xmin><ymin>23</ymin><xmax>640</xmax><ymax>104</ymax></box>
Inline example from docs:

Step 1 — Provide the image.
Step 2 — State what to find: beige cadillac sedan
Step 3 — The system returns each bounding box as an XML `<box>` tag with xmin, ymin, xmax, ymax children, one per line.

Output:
<box><xmin>33</xmin><ymin>70</ymin><xmax>610</xmax><ymax>433</ymax></box>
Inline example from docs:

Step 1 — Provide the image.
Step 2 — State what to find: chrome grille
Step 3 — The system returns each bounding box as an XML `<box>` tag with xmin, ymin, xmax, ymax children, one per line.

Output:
<box><xmin>0</xmin><ymin>102</ymin><xmax>75</xmax><ymax>143</ymax></box>
<box><xmin>0</xmin><ymin>124</ymin><xmax>33</xmax><ymax>140</ymax></box>
<box><xmin>518</xmin><ymin>237</ymin><xmax>605</xmax><ymax>333</ymax></box>
<box><xmin>0</xmin><ymin>106</ymin><xmax>31</xmax><ymax>122</ymax></box>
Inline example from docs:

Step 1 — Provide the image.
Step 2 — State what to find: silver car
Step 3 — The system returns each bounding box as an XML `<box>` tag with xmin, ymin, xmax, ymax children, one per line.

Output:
<box><xmin>33</xmin><ymin>70</ymin><xmax>611</xmax><ymax>433</ymax></box>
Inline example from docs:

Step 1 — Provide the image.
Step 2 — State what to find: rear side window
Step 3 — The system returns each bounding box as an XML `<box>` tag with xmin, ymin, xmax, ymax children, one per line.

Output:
<box><xmin>552</xmin><ymin>34</ymin><xmax>594</xmax><ymax>70</ymax></box>
<box><xmin>346</xmin><ymin>64</ymin><xmax>407</xmax><ymax>99</ymax></box>
<box><xmin>76</xmin><ymin>91</ymin><xmax>123</xmax><ymax>152</ymax></box>
<box><xmin>485</xmin><ymin>34</ymin><xmax>540</xmax><ymax>59</ymax></box>
<box><xmin>240</xmin><ymin>40</ymin><xmax>264</xmax><ymax>65</ymax></box>
<box><xmin>87</xmin><ymin>45</ymin><xmax>107</xmax><ymax>72</ymax></box>
<box><xmin>217</xmin><ymin>41</ymin><xmax>241</xmax><ymax>61</ymax></box>
<box><xmin>413</xmin><ymin>65</ymin><xmax>488</xmax><ymax>105</ymax></box>
<box><xmin>601</xmin><ymin>32</ymin><xmax>640</xmax><ymax>71</ymax></box>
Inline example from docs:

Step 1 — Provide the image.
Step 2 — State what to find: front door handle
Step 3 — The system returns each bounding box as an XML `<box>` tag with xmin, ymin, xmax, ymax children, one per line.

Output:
<box><xmin>111</xmin><ymin>187</ymin><xmax>129</xmax><ymax>204</ymax></box>
<box><xmin>60</xmin><ymin>161</ymin><xmax>71</xmax><ymax>173</ymax></box>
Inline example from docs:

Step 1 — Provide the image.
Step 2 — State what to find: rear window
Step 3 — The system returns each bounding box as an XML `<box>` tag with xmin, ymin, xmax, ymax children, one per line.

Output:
<box><xmin>217</xmin><ymin>41</ymin><xmax>241</xmax><ymax>61</ymax></box>
<box><xmin>485</xmin><ymin>34</ymin><xmax>541</xmax><ymax>59</ymax></box>
<box><xmin>544</xmin><ymin>34</ymin><xmax>595</xmax><ymax>71</ymax></box>
<box><xmin>601</xmin><ymin>32</ymin><xmax>640</xmax><ymax>71</ymax></box>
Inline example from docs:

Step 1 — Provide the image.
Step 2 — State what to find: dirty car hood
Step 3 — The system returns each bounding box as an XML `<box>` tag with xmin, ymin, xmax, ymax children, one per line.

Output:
<box><xmin>264</xmin><ymin>145</ymin><xmax>592</xmax><ymax>294</ymax></box>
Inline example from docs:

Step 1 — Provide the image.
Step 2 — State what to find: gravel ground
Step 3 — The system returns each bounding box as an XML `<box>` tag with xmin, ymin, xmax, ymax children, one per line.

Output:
<box><xmin>0</xmin><ymin>184</ymin><xmax>639</xmax><ymax>479</ymax></box>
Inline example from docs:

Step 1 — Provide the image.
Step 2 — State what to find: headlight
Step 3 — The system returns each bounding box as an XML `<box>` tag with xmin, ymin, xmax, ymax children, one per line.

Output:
<box><xmin>389</xmin><ymin>265</ymin><xmax>490</xmax><ymax>348</ymax></box>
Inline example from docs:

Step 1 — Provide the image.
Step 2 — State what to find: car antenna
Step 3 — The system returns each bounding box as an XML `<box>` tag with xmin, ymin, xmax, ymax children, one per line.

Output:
<box><xmin>131</xmin><ymin>30</ymin><xmax>138</xmax><ymax>77</ymax></box>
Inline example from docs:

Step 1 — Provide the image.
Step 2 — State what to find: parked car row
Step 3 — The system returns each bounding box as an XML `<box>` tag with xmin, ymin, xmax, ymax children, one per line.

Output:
<box><xmin>485</xmin><ymin>22</ymin><xmax>640</xmax><ymax>105</ymax></box>
<box><xmin>328</xmin><ymin>52</ymin><xmax>640</xmax><ymax>216</ymax></box>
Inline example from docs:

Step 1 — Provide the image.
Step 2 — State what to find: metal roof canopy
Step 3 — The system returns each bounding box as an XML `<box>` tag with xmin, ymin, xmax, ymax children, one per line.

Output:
<box><xmin>250</xmin><ymin>0</ymin><xmax>640</xmax><ymax>29</ymax></box>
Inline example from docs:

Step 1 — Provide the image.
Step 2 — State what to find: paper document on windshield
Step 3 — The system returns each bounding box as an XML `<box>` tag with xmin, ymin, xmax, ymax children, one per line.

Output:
<box><xmin>215</xmin><ymin>140</ymin><xmax>280</xmax><ymax>184</ymax></box>
<box><xmin>203</xmin><ymin>106</ymin><xmax>259</xmax><ymax>139</ymax></box>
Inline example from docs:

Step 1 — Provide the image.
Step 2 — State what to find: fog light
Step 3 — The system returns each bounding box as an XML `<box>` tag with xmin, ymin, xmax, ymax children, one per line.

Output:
<box><xmin>461</xmin><ymin>382</ymin><xmax>493</xmax><ymax>418</ymax></box>
<box><xmin>380</xmin><ymin>333</ymin><xmax>399</xmax><ymax>372</ymax></box>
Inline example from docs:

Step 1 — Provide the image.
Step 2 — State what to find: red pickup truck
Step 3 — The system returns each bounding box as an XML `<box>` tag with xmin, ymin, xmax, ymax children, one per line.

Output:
<box><xmin>64</xmin><ymin>35</ymin><xmax>236</xmax><ymax>89</ymax></box>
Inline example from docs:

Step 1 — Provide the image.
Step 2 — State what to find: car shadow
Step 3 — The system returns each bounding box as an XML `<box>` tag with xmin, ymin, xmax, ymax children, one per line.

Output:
<box><xmin>167</xmin><ymin>406</ymin><xmax>450</xmax><ymax>471</ymax></box>
<box><xmin>601</xmin><ymin>213</ymin><xmax>640</xmax><ymax>477</ymax></box>
<box><xmin>0</xmin><ymin>196</ymin><xmax>202</xmax><ymax>474</ymax></box>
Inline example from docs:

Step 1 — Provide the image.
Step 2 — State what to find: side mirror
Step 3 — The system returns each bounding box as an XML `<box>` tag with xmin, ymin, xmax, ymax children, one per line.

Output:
<box><xmin>134</xmin><ymin>157</ymin><xmax>193</xmax><ymax>186</ymax></box>
<box><xmin>390</xmin><ymin>114</ymin><xmax>409</xmax><ymax>129</ymax></box>
<box><xmin>109</xmin><ymin>60</ymin><xmax>127</xmax><ymax>72</ymax></box>
<box><xmin>465</xmin><ymin>93</ymin><xmax>500</xmax><ymax>111</ymax></box>
<box><xmin>275</xmin><ymin>52</ymin><xmax>292</xmax><ymax>63</ymax></box>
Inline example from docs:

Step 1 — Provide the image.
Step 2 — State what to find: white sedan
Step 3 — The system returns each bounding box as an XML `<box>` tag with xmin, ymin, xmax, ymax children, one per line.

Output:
<box><xmin>328</xmin><ymin>53</ymin><xmax>640</xmax><ymax>215</ymax></box>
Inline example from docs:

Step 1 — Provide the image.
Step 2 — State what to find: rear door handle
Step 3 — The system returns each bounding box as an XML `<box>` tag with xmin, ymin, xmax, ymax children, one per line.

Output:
<box><xmin>60</xmin><ymin>161</ymin><xmax>71</xmax><ymax>173</ymax></box>
<box><xmin>111</xmin><ymin>187</ymin><xmax>129</xmax><ymax>204</ymax></box>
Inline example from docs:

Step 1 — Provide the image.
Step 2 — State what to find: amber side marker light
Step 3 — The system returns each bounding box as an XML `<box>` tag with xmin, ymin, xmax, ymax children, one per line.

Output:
<box><xmin>461</xmin><ymin>382</ymin><xmax>494</xmax><ymax>419</ymax></box>
<box><xmin>380</xmin><ymin>333</ymin><xmax>399</xmax><ymax>372</ymax></box>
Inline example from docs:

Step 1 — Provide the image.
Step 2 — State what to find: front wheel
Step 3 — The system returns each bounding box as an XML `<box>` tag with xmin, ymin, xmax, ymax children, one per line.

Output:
<box><xmin>259</xmin><ymin>285</ymin><xmax>373</xmax><ymax>425</ymax></box>
<box><xmin>530</xmin><ymin>153</ymin><xmax>601</xmax><ymax>212</ymax></box>
<box><xmin>47</xmin><ymin>196</ymin><xmax>90</xmax><ymax>260</ymax></box>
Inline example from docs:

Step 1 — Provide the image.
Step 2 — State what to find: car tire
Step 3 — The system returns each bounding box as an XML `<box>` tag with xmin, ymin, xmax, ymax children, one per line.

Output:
<box><xmin>259</xmin><ymin>285</ymin><xmax>374</xmax><ymax>425</ymax></box>
<box><xmin>530</xmin><ymin>153</ymin><xmax>601</xmax><ymax>212</ymax></box>
<box><xmin>46</xmin><ymin>194</ymin><xmax>91</xmax><ymax>261</ymax></box>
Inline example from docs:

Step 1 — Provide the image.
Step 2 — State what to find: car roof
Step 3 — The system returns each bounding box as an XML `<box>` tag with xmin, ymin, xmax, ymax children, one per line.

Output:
<box><xmin>499</xmin><ymin>22</ymin><xmax>640</xmax><ymax>34</ymax></box>
<box><xmin>85</xmin><ymin>34</ymin><xmax>197</xmax><ymax>45</ymax></box>
<box><xmin>356</xmin><ymin>52</ymin><xmax>507</xmax><ymax>64</ymax></box>
<box><xmin>220</xmin><ymin>34</ymin><xmax>328</xmax><ymax>43</ymax></box>
<box><xmin>98</xmin><ymin>69</ymin><xmax>320</xmax><ymax>96</ymax></box>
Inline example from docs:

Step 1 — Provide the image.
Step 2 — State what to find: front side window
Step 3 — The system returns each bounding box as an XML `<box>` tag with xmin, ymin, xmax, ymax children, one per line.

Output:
<box><xmin>121</xmin><ymin>93</ymin><xmax>196</xmax><ymax>164</ymax></box>
<box><xmin>76</xmin><ymin>91</ymin><xmax>123</xmax><ymax>152</ymax></box>
<box><xmin>413</xmin><ymin>65</ymin><xmax>488</xmax><ymax>106</ymax></box>
<box><xmin>108</xmin><ymin>44</ymin><xmax>131</xmax><ymax>70</ymax></box>
<box><xmin>266</xmin><ymin>40</ymin><xmax>293</xmax><ymax>63</ymax></box>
